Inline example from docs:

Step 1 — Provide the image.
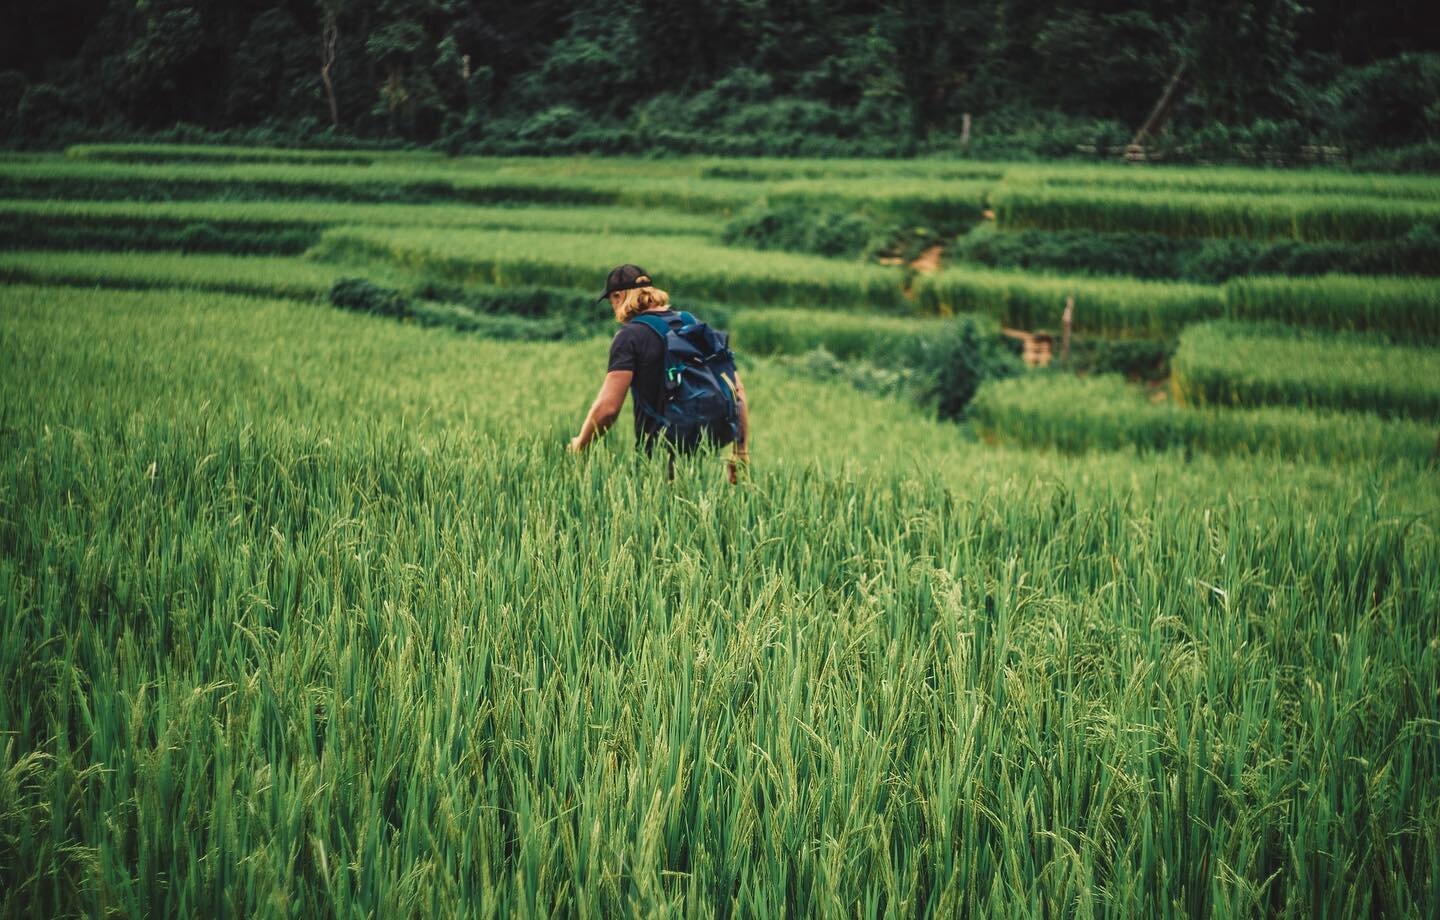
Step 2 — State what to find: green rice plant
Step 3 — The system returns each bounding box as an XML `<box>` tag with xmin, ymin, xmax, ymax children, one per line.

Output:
<box><xmin>699</xmin><ymin>159</ymin><xmax>1007</xmax><ymax>181</ymax></box>
<box><xmin>64</xmin><ymin>142</ymin><xmax>446</xmax><ymax>166</ymax></box>
<box><xmin>1006</xmin><ymin>161</ymin><xmax>1440</xmax><ymax>201</ymax></box>
<box><xmin>310</xmin><ymin>225</ymin><xmax>910</xmax><ymax>310</ymax></box>
<box><xmin>992</xmin><ymin>184</ymin><xmax>1440</xmax><ymax>241</ymax></box>
<box><xmin>950</xmin><ymin>222</ymin><xmax>1440</xmax><ymax>283</ymax></box>
<box><xmin>0</xmin><ymin>158</ymin><xmax>764</xmax><ymax>212</ymax></box>
<box><xmin>1173</xmin><ymin>321</ymin><xmax>1440</xmax><ymax>420</ymax></box>
<box><xmin>1</xmin><ymin>157</ymin><xmax>996</xmax><ymax>223</ymax></box>
<box><xmin>764</xmin><ymin>178</ymin><xmax>993</xmax><ymax>223</ymax></box>
<box><xmin>914</xmin><ymin>266</ymin><xmax>1224</xmax><ymax>336</ymax></box>
<box><xmin>729</xmin><ymin>308</ymin><xmax>958</xmax><ymax>359</ymax></box>
<box><xmin>1224</xmin><ymin>274</ymin><xmax>1440</xmax><ymax>340</ymax></box>
<box><xmin>971</xmin><ymin>373</ymin><xmax>1435</xmax><ymax>463</ymax></box>
<box><xmin>0</xmin><ymin>250</ymin><xmax>359</xmax><ymax>298</ymax></box>
<box><xmin>0</xmin><ymin>198</ymin><xmax>723</xmax><ymax>253</ymax></box>
<box><xmin>2</xmin><ymin>282</ymin><xmax>1437</xmax><ymax>916</ymax></box>
<box><xmin>10</xmin><ymin>155</ymin><xmax>984</xmax><ymax>218</ymax></box>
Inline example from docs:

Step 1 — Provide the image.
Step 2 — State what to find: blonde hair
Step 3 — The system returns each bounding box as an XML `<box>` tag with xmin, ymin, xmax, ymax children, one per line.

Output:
<box><xmin>611</xmin><ymin>283</ymin><xmax>670</xmax><ymax>323</ymax></box>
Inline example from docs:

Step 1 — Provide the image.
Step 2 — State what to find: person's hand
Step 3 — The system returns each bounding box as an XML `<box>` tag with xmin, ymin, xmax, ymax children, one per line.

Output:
<box><xmin>727</xmin><ymin>451</ymin><xmax>749</xmax><ymax>484</ymax></box>
<box><xmin>567</xmin><ymin>436</ymin><xmax>584</xmax><ymax>454</ymax></box>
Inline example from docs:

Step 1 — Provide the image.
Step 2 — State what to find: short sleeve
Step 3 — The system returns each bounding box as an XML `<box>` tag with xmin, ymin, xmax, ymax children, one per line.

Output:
<box><xmin>608</xmin><ymin>327</ymin><xmax>640</xmax><ymax>372</ymax></box>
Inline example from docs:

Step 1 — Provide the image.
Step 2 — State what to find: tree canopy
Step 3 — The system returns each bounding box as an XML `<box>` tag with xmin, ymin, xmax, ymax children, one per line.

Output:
<box><xmin>2</xmin><ymin>0</ymin><xmax>1437</xmax><ymax>161</ymax></box>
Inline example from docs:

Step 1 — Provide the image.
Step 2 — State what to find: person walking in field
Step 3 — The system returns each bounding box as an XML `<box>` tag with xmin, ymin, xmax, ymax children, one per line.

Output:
<box><xmin>568</xmin><ymin>264</ymin><xmax>750</xmax><ymax>482</ymax></box>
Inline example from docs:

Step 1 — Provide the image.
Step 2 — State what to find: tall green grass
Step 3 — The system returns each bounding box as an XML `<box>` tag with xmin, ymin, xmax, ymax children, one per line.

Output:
<box><xmin>914</xmin><ymin>266</ymin><xmax>1224</xmax><ymax>336</ymax></box>
<box><xmin>699</xmin><ymin>160</ymin><xmax>1007</xmax><ymax>182</ymax></box>
<box><xmin>1006</xmin><ymin>161</ymin><xmax>1440</xmax><ymax>201</ymax></box>
<box><xmin>60</xmin><ymin>145</ymin><xmax>1440</xmax><ymax>203</ymax></box>
<box><xmin>1173</xmin><ymin>321</ymin><xmax>1440</xmax><ymax>420</ymax></box>
<box><xmin>0</xmin><ymin>199</ymin><xmax>722</xmax><ymax>253</ymax></box>
<box><xmin>0</xmin><ymin>158</ymin><xmax>982</xmax><ymax>219</ymax></box>
<box><xmin>914</xmin><ymin>263</ymin><xmax>1439</xmax><ymax>340</ymax></box>
<box><xmin>1224</xmin><ymin>274</ymin><xmax>1440</xmax><ymax>340</ymax></box>
<box><xmin>729</xmin><ymin>308</ymin><xmax>965</xmax><ymax>360</ymax></box>
<box><xmin>764</xmin><ymin>178</ymin><xmax>992</xmax><ymax>223</ymax></box>
<box><xmin>971</xmin><ymin>373</ymin><xmax>1436</xmax><ymax>463</ymax></box>
<box><xmin>311</xmin><ymin>225</ymin><xmax>910</xmax><ymax>310</ymax></box>
<box><xmin>0</xmin><ymin>250</ymin><xmax>351</xmax><ymax>298</ymax></box>
<box><xmin>993</xmin><ymin>184</ymin><xmax>1440</xmax><ymax>241</ymax></box>
<box><xmin>3</xmin><ymin>282</ymin><xmax>1437</xmax><ymax>916</ymax></box>
<box><xmin>64</xmin><ymin>142</ymin><xmax>446</xmax><ymax>167</ymax></box>
<box><xmin>0</xmin><ymin>159</ymin><xmax>763</xmax><ymax>212</ymax></box>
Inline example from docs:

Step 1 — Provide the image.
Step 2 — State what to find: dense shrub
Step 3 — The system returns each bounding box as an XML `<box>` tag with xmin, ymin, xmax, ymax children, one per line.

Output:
<box><xmin>406</xmin><ymin>301</ymin><xmax>575</xmax><ymax>340</ymax></box>
<box><xmin>329</xmin><ymin>277</ymin><xmax>412</xmax><ymax>318</ymax></box>
<box><xmin>908</xmin><ymin>316</ymin><xmax>1023</xmax><ymax>421</ymax></box>
<box><xmin>953</xmin><ymin>226</ymin><xmax>1183</xmax><ymax>278</ymax></box>
<box><xmin>334</xmin><ymin>277</ymin><xmax>615</xmax><ymax>340</ymax></box>
<box><xmin>0</xmin><ymin>70</ymin><xmax>27</xmax><ymax>138</ymax></box>
<box><xmin>1062</xmin><ymin>337</ymin><xmax>1175</xmax><ymax>381</ymax></box>
<box><xmin>1334</xmin><ymin>53</ymin><xmax>1440</xmax><ymax>151</ymax></box>
<box><xmin>773</xmin><ymin>349</ymin><xmax>919</xmax><ymax>400</ymax></box>
<box><xmin>1351</xmin><ymin>141</ymin><xmax>1440</xmax><ymax>174</ymax></box>
<box><xmin>412</xmin><ymin>280</ymin><xmax>588</xmax><ymax>319</ymax></box>
<box><xmin>721</xmin><ymin>204</ymin><xmax>877</xmax><ymax>258</ymax></box>
<box><xmin>16</xmin><ymin>84</ymin><xmax>79</xmax><ymax>142</ymax></box>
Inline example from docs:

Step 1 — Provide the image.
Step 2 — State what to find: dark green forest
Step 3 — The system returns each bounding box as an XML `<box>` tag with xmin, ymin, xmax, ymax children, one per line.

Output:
<box><xmin>3</xmin><ymin>0</ymin><xmax>1438</xmax><ymax>165</ymax></box>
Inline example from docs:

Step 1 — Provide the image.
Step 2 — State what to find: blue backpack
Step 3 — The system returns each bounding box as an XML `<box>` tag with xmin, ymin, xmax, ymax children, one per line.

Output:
<box><xmin>629</xmin><ymin>311</ymin><xmax>741</xmax><ymax>451</ymax></box>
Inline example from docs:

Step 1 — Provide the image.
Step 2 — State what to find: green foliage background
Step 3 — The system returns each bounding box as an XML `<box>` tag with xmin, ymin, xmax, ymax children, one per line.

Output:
<box><xmin>3</xmin><ymin>1</ymin><xmax>1438</xmax><ymax>162</ymax></box>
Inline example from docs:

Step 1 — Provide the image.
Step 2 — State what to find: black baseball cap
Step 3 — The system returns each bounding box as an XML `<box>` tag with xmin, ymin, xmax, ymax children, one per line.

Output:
<box><xmin>597</xmin><ymin>264</ymin><xmax>653</xmax><ymax>301</ymax></box>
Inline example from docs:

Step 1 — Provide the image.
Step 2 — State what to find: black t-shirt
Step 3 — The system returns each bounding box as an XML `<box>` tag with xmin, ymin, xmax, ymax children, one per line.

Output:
<box><xmin>607</xmin><ymin>310</ymin><xmax>677</xmax><ymax>442</ymax></box>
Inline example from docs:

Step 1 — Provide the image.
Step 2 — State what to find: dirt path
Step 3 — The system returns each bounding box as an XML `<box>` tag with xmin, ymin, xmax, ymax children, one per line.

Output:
<box><xmin>910</xmin><ymin>244</ymin><xmax>944</xmax><ymax>274</ymax></box>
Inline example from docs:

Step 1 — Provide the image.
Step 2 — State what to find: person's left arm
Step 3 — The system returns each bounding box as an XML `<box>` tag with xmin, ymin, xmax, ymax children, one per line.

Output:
<box><xmin>569</xmin><ymin>370</ymin><xmax>632</xmax><ymax>452</ymax></box>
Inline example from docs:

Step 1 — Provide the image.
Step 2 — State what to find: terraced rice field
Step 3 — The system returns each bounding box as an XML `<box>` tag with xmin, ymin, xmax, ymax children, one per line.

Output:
<box><xmin>2</xmin><ymin>146</ymin><xmax>1438</xmax><ymax>917</ymax></box>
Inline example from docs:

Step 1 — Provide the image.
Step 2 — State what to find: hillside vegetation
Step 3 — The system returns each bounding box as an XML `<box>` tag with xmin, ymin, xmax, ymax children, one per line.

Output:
<box><xmin>2</xmin><ymin>145</ymin><xmax>1438</xmax><ymax>916</ymax></box>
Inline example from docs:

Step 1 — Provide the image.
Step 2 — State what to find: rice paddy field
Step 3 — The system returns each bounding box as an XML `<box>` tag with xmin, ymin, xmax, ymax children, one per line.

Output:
<box><xmin>2</xmin><ymin>146</ymin><xmax>1438</xmax><ymax>917</ymax></box>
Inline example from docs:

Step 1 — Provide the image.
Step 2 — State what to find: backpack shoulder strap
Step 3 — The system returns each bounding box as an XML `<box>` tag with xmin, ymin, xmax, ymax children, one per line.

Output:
<box><xmin>629</xmin><ymin>314</ymin><xmax>673</xmax><ymax>340</ymax></box>
<box><xmin>677</xmin><ymin>310</ymin><xmax>697</xmax><ymax>326</ymax></box>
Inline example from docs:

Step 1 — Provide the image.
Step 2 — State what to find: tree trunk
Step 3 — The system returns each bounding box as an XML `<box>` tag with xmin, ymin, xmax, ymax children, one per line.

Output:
<box><xmin>1131</xmin><ymin>62</ymin><xmax>1187</xmax><ymax>148</ymax></box>
<box><xmin>1060</xmin><ymin>296</ymin><xmax>1074</xmax><ymax>365</ymax></box>
<box><xmin>320</xmin><ymin>10</ymin><xmax>340</xmax><ymax>129</ymax></box>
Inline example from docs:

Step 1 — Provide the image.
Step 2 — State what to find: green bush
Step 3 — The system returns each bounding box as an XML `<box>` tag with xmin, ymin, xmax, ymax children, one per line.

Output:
<box><xmin>1062</xmin><ymin>337</ymin><xmax>1175</xmax><ymax>380</ymax></box>
<box><xmin>329</xmin><ymin>277</ymin><xmax>412</xmax><ymax>318</ymax></box>
<box><xmin>953</xmin><ymin>225</ymin><xmax>1185</xmax><ymax>279</ymax></box>
<box><xmin>772</xmin><ymin>348</ymin><xmax>919</xmax><ymax>400</ymax></box>
<box><xmin>1351</xmin><ymin>141</ymin><xmax>1440</xmax><ymax>175</ymax></box>
<box><xmin>732</xmin><ymin>311</ymin><xmax>1015</xmax><ymax>419</ymax></box>
<box><xmin>331</xmin><ymin>277</ymin><xmax>599</xmax><ymax>340</ymax></box>
<box><xmin>410</xmin><ymin>280</ymin><xmax>589</xmax><ymax>320</ymax></box>
<box><xmin>16</xmin><ymin>84</ymin><xmax>79</xmax><ymax>142</ymax></box>
<box><xmin>407</xmin><ymin>301</ymin><xmax>575</xmax><ymax>340</ymax></box>
<box><xmin>721</xmin><ymin>204</ymin><xmax>876</xmax><ymax>258</ymax></box>
<box><xmin>913</xmin><ymin>316</ymin><xmax>1023</xmax><ymax>420</ymax></box>
<box><xmin>0</xmin><ymin>70</ymin><xmax>27</xmax><ymax>138</ymax></box>
<box><xmin>1334</xmin><ymin>53</ymin><xmax>1440</xmax><ymax>151</ymax></box>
